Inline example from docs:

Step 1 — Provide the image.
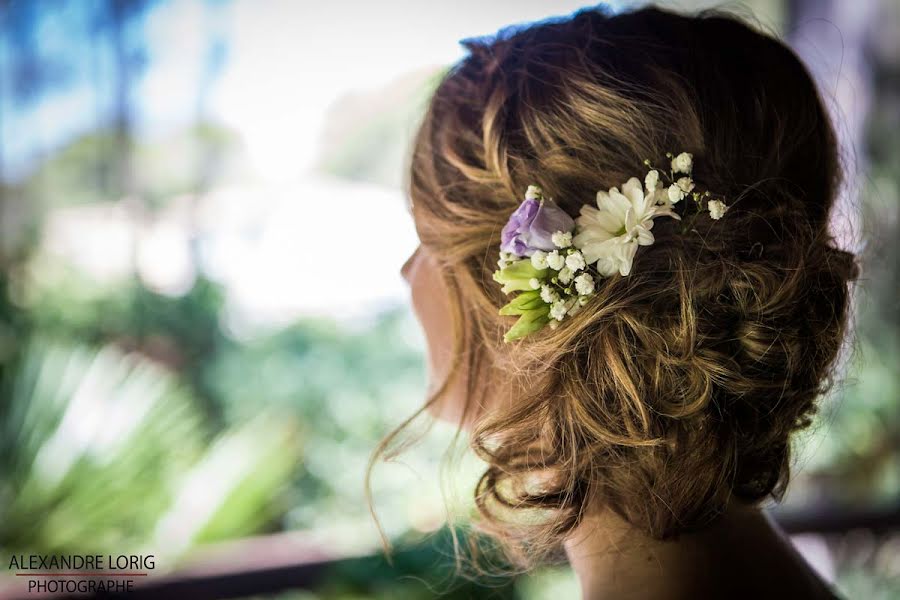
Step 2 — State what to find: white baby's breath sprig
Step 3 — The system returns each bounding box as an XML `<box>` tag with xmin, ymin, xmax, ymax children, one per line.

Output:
<box><xmin>549</xmin><ymin>300</ymin><xmax>568</xmax><ymax>321</ymax></box>
<box><xmin>565</xmin><ymin>250</ymin><xmax>586</xmax><ymax>272</ymax></box>
<box><xmin>667</xmin><ymin>183</ymin><xmax>686</xmax><ymax>204</ymax></box>
<box><xmin>530</xmin><ymin>250</ymin><xmax>549</xmax><ymax>270</ymax></box>
<box><xmin>574</xmin><ymin>273</ymin><xmax>595</xmax><ymax>296</ymax></box>
<box><xmin>497</xmin><ymin>250</ymin><xmax>515</xmax><ymax>269</ymax></box>
<box><xmin>671</xmin><ymin>152</ymin><xmax>693</xmax><ymax>174</ymax></box>
<box><xmin>546</xmin><ymin>250</ymin><xmax>565</xmax><ymax>271</ymax></box>
<box><xmin>540</xmin><ymin>284</ymin><xmax>559</xmax><ymax>305</ymax></box>
<box><xmin>552</xmin><ymin>230</ymin><xmax>573</xmax><ymax>248</ymax></box>
<box><xmin>676</xmin><ymin>177</ymin><xmax>695</xmax><ymax>193</ymax></box>
<box><xmin>708</xmin><ymin>199</ymin><xmax>727</xmax><ymax>220</ymax></box>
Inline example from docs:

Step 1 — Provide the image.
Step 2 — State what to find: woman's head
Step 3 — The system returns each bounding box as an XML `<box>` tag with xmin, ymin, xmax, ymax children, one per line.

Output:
<box><xmin>399</xmin><ymin>5</ymin><xmax>859</xmax><ymax>567</ymax></box>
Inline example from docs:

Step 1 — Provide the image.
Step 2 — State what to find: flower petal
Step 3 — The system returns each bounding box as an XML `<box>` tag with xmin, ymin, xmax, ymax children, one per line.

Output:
<box><xmin>500</xmin><ymin>199</ymin><xmax>540</xmax><ymax>256</ymax></box>
<box><xmin>635</xmin><ymin>226</ymin><xmax>655</xmax><ymax>246</ymax></box>
<box><xmin>604</xmin><ymin>188</ymin><xmax>631</xmax><ymax>223</ymax></box>
<box><xmin>652</xmin><ymin>205</ymin><xmax>682</xmax><ymax>221</ymax></box>
<box><xmin>618</xmin><ymin>242</ymin><xmax>639</xmax><ymax>276</ymax></box>
<box><xmin>622</xmin><ymin>177</ymin><xmax>645</xmax><ymax>209</ymax></box>
<box><xmin>577</xmin><ymin>236</ymin><xmax>623</xmax><ymax>266</ymax></box>
<box><xmin>525</xmin><ymin>199</ymin><xmax>575</xmax><ymax>251</ymax></box>
<box><xmin>594</xmin><ymin>254</ymin><xmax>621</xmax><ymax>277</ymax></box>
<box><xmin>625</xmin><ymin>206</ymin><xmax>638</xmax><ymax>234</ymax></box>
<box><xmin>576</xmin><ymin>208</ymin><xmax>621</xmax><ymax>235</ymax></box>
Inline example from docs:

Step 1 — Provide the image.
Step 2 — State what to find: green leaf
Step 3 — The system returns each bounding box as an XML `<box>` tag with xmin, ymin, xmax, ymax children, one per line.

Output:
<box><xmin>499</xmin><ymin>290</ymin><xmax>545</xmax><ymax>315</ymax></box>
<box><xmin>492</xmin><ymin>259</ymin><xmax>548</xmax><ymax>295</ymax></box>
<box><xmin>503</xmin><ymin>259</ymin><xmax>545</xmax><ymax>278</ymax></box>
<box><xmin>503</xmin><ymin>305</ymin><xmax>551</xmax><ymax>342</ymax></box>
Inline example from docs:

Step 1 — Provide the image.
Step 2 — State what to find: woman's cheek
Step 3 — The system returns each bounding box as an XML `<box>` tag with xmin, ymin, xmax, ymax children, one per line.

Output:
<box><xmin>409</xmin><ymin>251</ymin><xmax>467</xmax><ymax>425</ymax></box>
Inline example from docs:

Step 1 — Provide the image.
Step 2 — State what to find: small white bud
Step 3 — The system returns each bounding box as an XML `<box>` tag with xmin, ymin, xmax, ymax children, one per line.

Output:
<box><xmin>529</xmin><ymin>277</ymin><xmax>541</xmax><ymax>290</ymax></box>
<box><xmin>525</xmin><ymin>185</ymin><xmax>543</xmax><ymax>200</ymax></box>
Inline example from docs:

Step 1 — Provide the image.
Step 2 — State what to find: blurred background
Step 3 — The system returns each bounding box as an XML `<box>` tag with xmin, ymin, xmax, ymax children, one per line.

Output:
<box><xmin>0</xmin><ymin>0</ymin><xmax>897</xmax><ymax>598</ymax></box>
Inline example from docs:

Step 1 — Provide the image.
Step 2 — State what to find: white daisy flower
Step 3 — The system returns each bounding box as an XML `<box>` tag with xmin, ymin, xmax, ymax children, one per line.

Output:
<box><xmin>557</xmin><ymin>267</ymin><xmax>574</xmax><ymax>285</ymax></box>
<box><xmin>530</xmin><ymin>250</ymin><xmax>549</xmax><ymax>270</ymax></box>
<box><xmin>671</xmin><ymin>152</ymin><xmax>693</xmax><ymax>174</ymax></box>
<box><xmin>574</xmin><ymin>177</ymin><xmax>681</xmax><ymax>277</ymax></box>
<box><xmin>547</xmin><ymin>250</ymin><xmax>566</xmax><ymax>271</ymax></box>
<box><xmin>551</xmin><ymin>230</ymin><xmax>573</xmax><ymax>248</ymax></box>
<box><xmin>574</xmin><ymin>273</ymin><xmax>595</xmax><ymax>296</ymax></box>
<box><xmin>708</xmin><ymin>199</ymin><xmax>727</xmax><ymax>220</ymax></box>
<box><xmin>565</xmin><ymin>250</ymin><xmax>586</xmax><ymax>272</ymax></box>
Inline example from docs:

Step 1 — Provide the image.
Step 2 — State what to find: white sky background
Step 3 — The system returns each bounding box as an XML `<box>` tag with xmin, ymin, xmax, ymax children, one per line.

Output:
<box><xmin>131</xmin><ymin>0</ymin><xmax>613</xmax><ymax>327</ymax></box>
<box><xmin>208</xmin><ymin>0</ymin><xmax>614</xmax><ymax>181</ymax></box>
<box><xmin>127</xmin><ymin>0</ymin><xmax>621</xmax><ymax>182</ymax></box>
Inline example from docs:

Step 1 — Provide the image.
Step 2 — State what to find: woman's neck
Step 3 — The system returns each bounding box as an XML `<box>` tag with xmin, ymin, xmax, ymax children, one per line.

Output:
<box><xmin>563</xmin><ymin>501</ymin><xmax>837</xmax><ymax>599</ymax></box>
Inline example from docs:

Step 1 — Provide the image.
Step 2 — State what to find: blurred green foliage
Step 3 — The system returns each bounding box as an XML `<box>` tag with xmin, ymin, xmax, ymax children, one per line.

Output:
<box><xmin>0</xmin><ymin>335</ymin><xmax>302</xmax><ymax>558</ymax></box>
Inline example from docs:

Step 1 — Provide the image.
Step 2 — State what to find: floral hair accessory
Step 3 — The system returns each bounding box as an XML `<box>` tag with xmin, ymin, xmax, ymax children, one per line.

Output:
<box><xmin>493</xmin><ymin>152</ymin><xmax>728</xmax><ymax>342</ymax></box>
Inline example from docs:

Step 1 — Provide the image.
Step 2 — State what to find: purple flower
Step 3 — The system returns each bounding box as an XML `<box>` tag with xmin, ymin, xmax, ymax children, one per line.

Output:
<box><xmin>500</xmin><ymin>198</ymin><xmax>575</xmax><ymax>257</ymax></box>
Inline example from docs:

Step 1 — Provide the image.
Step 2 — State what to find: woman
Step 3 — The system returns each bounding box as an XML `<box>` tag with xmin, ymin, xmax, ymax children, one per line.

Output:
<box><xmin>387</xmin><ymin>5</ymin><xmax>859</xmax><ymax>598</ymax></box>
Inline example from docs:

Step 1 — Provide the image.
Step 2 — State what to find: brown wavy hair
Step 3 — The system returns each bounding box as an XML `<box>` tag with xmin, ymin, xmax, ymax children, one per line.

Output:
<box><xmin>370</xmin><ymin>5</ymin><xmax>861</xmax><ymax>570</ymax></box>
